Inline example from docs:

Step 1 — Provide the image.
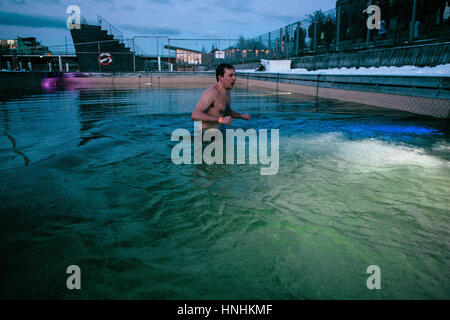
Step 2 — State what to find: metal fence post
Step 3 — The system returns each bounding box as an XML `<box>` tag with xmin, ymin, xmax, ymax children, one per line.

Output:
<box><xmin>336</xmin><ymin>6</ymin><xmax>341</xmax><ymax>51</ymax></box>
<box><xmin>58</xmin><ymin>55</ymin><xmax>63</xmax><ymax>72</ymax></box>
<box><xmin>98</xmin><ymin>41</ymin><xmax>101</xmax><ymax>72</ymax></box>
<box><xmin>132</xmin><ymin>38</ymin><xmax>136</xmax><ymax>72</ymax></box>
<box><xmin>168</xmin><ymin>38</ymin><xmax>170</xmax><ymax>68</ymax></box>
<box><xmin>410</xmin><ymin>0</ymin><xmax>418</xmax><ymax>42</ymax></box>
<box><xmin>279</xmin><ymin>28</ymin><xmax>283</xmax><ymax>58</ymax></box>
<box><xmin>286</xmin><ymin>25</ymin><xmax>289</xmax><ymax>58</ymax></box>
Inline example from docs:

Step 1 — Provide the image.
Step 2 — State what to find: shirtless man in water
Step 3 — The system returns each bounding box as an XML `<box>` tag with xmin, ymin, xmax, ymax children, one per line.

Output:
<box><xmin>191</xmin><ymin>63</ymin><xmax>250</xmax><ymax>129</ymax></box>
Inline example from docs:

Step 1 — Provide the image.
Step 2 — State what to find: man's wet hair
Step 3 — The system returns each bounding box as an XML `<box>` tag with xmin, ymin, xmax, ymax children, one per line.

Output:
<box><xmin>216</xmin><ymin>63</ymin><xmax>234</xmax><ymax>81</ymax></box>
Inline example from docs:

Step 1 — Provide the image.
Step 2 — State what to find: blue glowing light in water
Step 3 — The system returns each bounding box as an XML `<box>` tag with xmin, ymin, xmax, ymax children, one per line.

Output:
<box><xmin>346</xmin><ymin>124</ymin><xmax>443</xmax><ymax>135</ymax></box>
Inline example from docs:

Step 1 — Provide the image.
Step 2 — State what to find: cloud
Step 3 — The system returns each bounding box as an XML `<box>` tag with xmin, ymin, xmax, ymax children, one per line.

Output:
<box><xmin>0</xmin><ymin>11</ymin><xmax>66</xmax><ymax>29</ymax></box>
<box><xmin>120</xmin><ymin>23</ymin><xmax>181</xmax><ymax>35</ymax></box>
<box><xmin>194</xmin><ymin>6</ymin><xmax>211</xmax><ymax>13</ymax></box>
<box><xmin>219</xmin><ymin>18</ymin><xmax>249</xmax><ymax>27</ymax></box>
<box><xmin>121</xmin><ymin>5</ymin><xmax>136</xmax><ymax>11</ymax></box>
<box><xmin>145</xmin><ymin>0</ymin><xmax>172</xmax><ymax>4</ymax></box>
<box><xmin>214</xmin><ymin>0</ymin><xmax>252</xmax><ymax>14</ymax></box>
<box><xmin>194</xmin><ymin>30</ymin><xmax>221</xmax><ymax>38</ymax></box>
<box><xmin>10</xmin><ymin>0</ymin><xmax>27</xmax><ymax>5</ymax></box>
<box><xmin>10</xmin><ymin>0</ymin><xmax>62</xmax><ymax>3</ymax></box>
<box><xmin>263</xmin><ymin>13</ymin><xmax>301</xmax><ymax>23</ymax></box>
<box><xmin>35</xmin><ymin>0</ymin><xmax>61</xmax><ymax>3</ymax></box>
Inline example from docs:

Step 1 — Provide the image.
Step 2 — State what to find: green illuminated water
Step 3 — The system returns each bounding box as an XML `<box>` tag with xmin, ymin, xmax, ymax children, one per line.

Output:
<box><xmin>0</xmin><ymin>88</ymin><xmax>449</xmax><ymax>299</ymax></box>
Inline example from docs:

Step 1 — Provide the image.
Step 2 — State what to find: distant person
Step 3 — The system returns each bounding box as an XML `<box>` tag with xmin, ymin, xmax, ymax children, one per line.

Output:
<box><xmin>294</xmin><ymin>22</ymin><xmax>306</xmax><ymax>55</ymax></box>
<box><xmin>284</xmin><ymin>28</ymin><xmax>290</xmax><ymax>56</ymax></box>
<box><xmin>420</xmin><ymin>0</ymin><xmax>443</xmax><ymax>34</ymax></box>
<box><xmin>350</xmin><ymin>1</ymin><xmax>366</xmax><ymax>43</ymax></box>
<box><xmin>308</xmin><ymin>21</ymin><xmax>316</xmax><ymax>49</ymax></box>
<box><xmin>340</xmin><ymin>8</ymin><xmax>350</xmax><ymax>41</ymax></box>
<box><xmin>393</xmin><ymin>0</ymin><xmax>410</xmax><ymax>44</ymax></box>
<box><xmin>298</xmin><ymin>22</ymin><xmax>306</xmax><ymax>55</ymax></box>
<box><xmin>438</xmin><ymin>0</ymin><xmax>447</xmax><ymax>25</ymax></box>
<box><xmin>416</xmin><ymin>0</ymin><xmax>429</xmax><ymax>37</ymax></box>
<box><xmin>323</xmin><ymin>17</ymin><xmax>335</xmax><ymax>51</ymax></box>
<box><xmin>308</xmin><ymin>20</ymin><xmax>322</xmax><ymax>49</ymax></box>
<box><xmin>191</xmin><ymin>63</ymin><xmax>250</xmax><ymax>129</ymax></box>
<box><xmin>382</xmin><ymin>0</ymin><xmax>395</xmax><ymax>33</ymax></box>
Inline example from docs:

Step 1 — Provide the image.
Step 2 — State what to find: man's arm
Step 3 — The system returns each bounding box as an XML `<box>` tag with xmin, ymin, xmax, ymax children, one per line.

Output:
<box><xmin>191</xmin><ymin>89</ymin><xmax>233</xmax><ymax>124</ymax></box>
<box><xmin>191</xmin><ymin>89</ymin><xmax>219</xmax><ymax>122</ymax></box>
<box><xmin>229</xmin><ymin>109</ymin><xmax>250</xmax><ymax>121</ymax></box>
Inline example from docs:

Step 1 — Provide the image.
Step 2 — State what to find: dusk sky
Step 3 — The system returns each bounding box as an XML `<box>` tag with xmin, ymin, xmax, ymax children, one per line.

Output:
<box><xmin>0</xmin><ymin>0</ymin><xmax>337</xmax><ymax>53</ymax></box>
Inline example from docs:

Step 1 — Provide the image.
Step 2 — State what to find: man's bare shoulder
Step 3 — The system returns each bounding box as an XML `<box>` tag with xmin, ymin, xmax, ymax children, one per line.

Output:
<box><xmin>203</xmin><ymin>85</ymin><xmax>220</xmax><ymax>98</ymax></box>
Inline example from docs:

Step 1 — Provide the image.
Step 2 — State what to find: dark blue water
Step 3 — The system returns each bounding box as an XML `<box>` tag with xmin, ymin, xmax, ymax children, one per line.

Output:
<box><xmin>0</xmin><ymin>88</ymin><xmax>449</xmax><ymax>299</ymax></box>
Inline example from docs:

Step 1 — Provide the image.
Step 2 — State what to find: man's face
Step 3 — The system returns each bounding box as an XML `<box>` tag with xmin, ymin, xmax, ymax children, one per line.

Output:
<box><xmin>220</xmin><ymin>68</ymin><xmax>236</xmax><ymax>90</ymax></box>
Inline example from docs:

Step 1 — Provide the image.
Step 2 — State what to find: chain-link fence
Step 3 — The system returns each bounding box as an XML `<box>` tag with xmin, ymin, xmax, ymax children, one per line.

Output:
<box><xmin>134</xmin><ymin>0</ymin><xmax>449</xmax><ymax>68</ymax></box>
<box><xmin>221</xmin><ymin>6</ymin><xmax>338</xmax><ymax>65</ymax></box>
<box><xmin>222</xmin><ymin>0</ymin><xmax>450</xmax><ymax>65</ymax></box>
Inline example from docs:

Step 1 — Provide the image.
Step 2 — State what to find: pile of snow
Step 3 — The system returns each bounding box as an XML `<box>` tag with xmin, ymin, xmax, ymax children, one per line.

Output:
<box><xmin>261</xmin><ymin>59</ymin><xmax>291</xmax><ymax>72</ymax></box>
<box><xmin>238</xmin><ymin>63</ymin><xmax>450</xmax><ymax>76</ymax></box>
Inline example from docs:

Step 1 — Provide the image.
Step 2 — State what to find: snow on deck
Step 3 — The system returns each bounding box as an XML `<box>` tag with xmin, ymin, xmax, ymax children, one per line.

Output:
<box><xmin>237</xmin><ymin>63</ymin><xmax>450</xmax><ymax>77</ymax></box>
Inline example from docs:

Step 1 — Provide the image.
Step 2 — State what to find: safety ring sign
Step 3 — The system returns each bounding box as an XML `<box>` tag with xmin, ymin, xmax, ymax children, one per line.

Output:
<box><xmin>99</xmin><ymin>53</ymin><xmax>113</xmax><ymax>66</ymax></box>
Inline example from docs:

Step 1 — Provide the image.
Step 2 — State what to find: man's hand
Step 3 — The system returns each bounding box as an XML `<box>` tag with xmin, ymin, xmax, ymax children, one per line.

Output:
<box><xmin>221</xmin><ymin>116</ymin><xmax>233</xmax><ymax>125</ymax></box>
<box><xmin>241</xmin><ymin>113</ymin><xmax>250</xmax><ymax>121</ymax></box>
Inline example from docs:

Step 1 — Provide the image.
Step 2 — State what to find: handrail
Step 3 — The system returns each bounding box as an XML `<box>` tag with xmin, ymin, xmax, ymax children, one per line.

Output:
<box><xmin>123</xmin><ymin>39</ymin><xmax>147</xmax><ymax>57</ymax></box>
<box><xmin>97</xmin><ymin>15</ymin><xmax>124</xmax><ymax>43</ymax></box>
<box><xmin>96</xmin><ymin>15</ymin><xmax>148</xmax><ymax>57</ymax></box>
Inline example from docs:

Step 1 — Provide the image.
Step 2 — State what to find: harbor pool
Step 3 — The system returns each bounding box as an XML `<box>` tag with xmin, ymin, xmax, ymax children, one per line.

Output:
<box><xmin>0</xmin><ymin>87</ymin><xmax>449</xmax><ymax>299</ymax></box>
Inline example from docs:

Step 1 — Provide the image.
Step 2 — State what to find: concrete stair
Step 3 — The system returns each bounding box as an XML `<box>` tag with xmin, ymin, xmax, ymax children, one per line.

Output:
<box><xmin>70</xmin><ymin>24</ymin><xmax>147</xmax><ymax>72</ymax></box>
